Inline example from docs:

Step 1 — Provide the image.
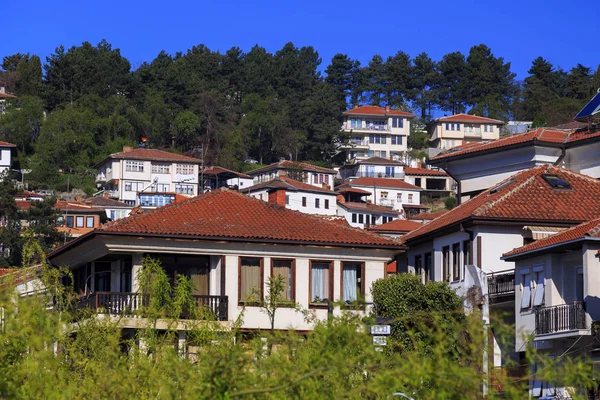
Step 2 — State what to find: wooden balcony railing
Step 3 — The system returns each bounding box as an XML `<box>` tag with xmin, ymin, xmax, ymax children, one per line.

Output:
<box><xmin>535</xmin><ymin>301</ymin><xmax>586</xmax><ymax>335</ymax></box>
<box><xmin>78</xmin><ymin>292</ymin><xmax>228</xmax><ymax>321</ymax></box>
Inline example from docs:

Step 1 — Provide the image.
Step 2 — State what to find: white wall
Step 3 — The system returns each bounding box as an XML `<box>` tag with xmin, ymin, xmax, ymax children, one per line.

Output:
<box><xmin>249</xmin><ymin>189</ymin><xmax>337</xmax><ymax>216</ymax></box>
<box><xmin>348</xmin><ymin>184</ymin><xmax>421</xmax><ymax>212</ymax></box>
<box><xmin>0</xmin><ymin>147</ymin><xmax>12</xmax><ymax>174</ymax></box>
<box><xmin>337</xmin><ymin>205</ymin><xmax>397</xmax><ymax>229</ymax></box>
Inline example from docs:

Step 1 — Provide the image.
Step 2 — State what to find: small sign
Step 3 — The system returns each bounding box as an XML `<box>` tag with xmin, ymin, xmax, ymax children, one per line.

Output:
<box><xmin>370</xmin><ymin>324</ymin><xmax>391</xmax><ymax>335</ymax></box>
<box><xmin>373</xmin><ymin>336</ymin><xmax>387</xmax><ymax>346</ymax></box>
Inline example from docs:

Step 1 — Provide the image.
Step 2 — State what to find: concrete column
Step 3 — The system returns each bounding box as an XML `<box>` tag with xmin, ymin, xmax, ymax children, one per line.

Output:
<box><xmin>131</xmin><ymin>253</ymin><xmax>143</xmax><ymax>292</ymax></box>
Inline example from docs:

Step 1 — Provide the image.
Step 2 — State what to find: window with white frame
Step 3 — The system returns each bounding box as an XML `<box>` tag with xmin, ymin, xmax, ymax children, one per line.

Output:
<box><xmin>125</xmin><ymin>181</ymin><xmax>144</xmax><ymax>192</ymax></box>
<box><xmin>175</xmin><ymin>184</ymin><xmax>194</xmax><ymax>195</ymax></box>
<box><xmin>408</xmin><ymin>193</ymin><xmax>413</xmax><ymax>203</ymax></box>
<box><xmin>151</xmin><ymin>163</ymin><xmax>170</xmax><ymax>174</ymax></box>
<box><xmin>153</xmin><ymin>183</ymin><xmax>170</xmax><ymax>192</ymax></box>
<box><xmin>125</xmin><ymin>160</ymin><xmax>144</xmax><ymax>172</ymax></box>
<box><xmin>521</xmin><ymin>266</ymin><xmax>545</xmax><ymax>309</ymax></box>
<box><xmin>176</xmin><ymin>164</ymin><xmax>194</xmax><ymax>175</ymax></box>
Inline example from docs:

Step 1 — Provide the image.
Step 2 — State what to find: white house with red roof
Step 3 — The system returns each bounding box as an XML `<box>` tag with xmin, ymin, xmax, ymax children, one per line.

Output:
<box><xmin>0</xmin><ymin>141</ymin><xmax>16</xmax><ymax>175</ymax></box>
<box><xmin>247</xmin><ymin>160</ymin><xmax>336</xmax><ymax>191</ymax></box>
<box><xmin>401</xmin><ymin>165</ymin><xmax>600</xmax><ymax>375</ymax></box>
<box><xmin>339</xmin><ymin>105</ymin><xmax>414</xmax><ymax>161</ymax></box>
<box><xmin>338</xmin><ymin>156</ymin><xmax>406</xmax><ymax>180</ymax></box>
<box><xmin>242</xmin><ymin>176</ymin><xmax>338</xmax><ymax>216</ymax></box>
<box><xmin>337</xmin><ymin>176</ymin><xmax>422</xmax><ymax>213</ymax></box>
<box><xmin>502</xmin><ymin>218</ymin><xmax>600</xmax><ymax>398</ymax></box>
<box><xmin>0</xmin><ymin>84</ymin><xmax>17</xmax><ymax>114</ymax></box>
<box><xmin>429</xmin><ymin>125</ymin><xmax>600</xmax><ymax>203</ymax></box>
<box><xmin>46</xmin><ymin>188</ymin><xmax>403</xmax><ymax>338</ymax></box>
<box><xmin>95</xmin><ymin>146</ymin><xmax>202</xmax><ymax>205</ymax></box>
<box><xmin>427</xmin><ymin>114</ymin><xmax>504</xmax><ymax>150</ymax></box>
<box><xmin>368</xmin><ymin>219</ymin><xmax>423</xmax><ymax>238</ymax></box>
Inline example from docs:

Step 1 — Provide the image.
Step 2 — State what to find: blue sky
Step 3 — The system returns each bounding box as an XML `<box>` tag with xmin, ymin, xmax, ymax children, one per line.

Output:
<box><xmin>2</xmin><ymin>0</ymin><xmax>599</xmax><ymax>80</ymax></box>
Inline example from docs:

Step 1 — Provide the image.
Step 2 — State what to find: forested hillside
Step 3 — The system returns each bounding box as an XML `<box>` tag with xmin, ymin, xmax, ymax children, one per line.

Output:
<box><xmin>0</xmin><ymin>40</ymin><xmax>598</xmax><ymax>192</ymax></box>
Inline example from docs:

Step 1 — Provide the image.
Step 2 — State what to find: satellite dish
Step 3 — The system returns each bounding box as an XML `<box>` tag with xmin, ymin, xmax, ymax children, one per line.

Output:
<box><xmin>21</xmin><ymin>169</ymin><xmax>32</xmax><ymax>174</ymax></box>
<box><xmin>153</xmin><ymin>176</ymin><xmax>159</xmax><ymax>183</ymax></box>
<box><xmin>574</xmin><ymin>90</ymin><xmax>600</xmax><ymax>121</ymax></box>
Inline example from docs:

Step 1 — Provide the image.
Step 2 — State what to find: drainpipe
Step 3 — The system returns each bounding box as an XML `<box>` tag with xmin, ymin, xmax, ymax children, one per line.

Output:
<box><xmin>553</xmin><ymin>145</ymin><xmax>566</xmax><ymax>167</ymax></box>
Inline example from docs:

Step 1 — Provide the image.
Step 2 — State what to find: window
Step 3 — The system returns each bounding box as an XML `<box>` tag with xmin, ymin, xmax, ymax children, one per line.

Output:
<box><xmin>452</xmin><ymin>243</ymin><xmax>461</xmax><ymax>282</ymax></box>
<box><xmin>372</xmin><ymin>215</ymin><xmax>377</xmax><ymax>225</ymax></box>
<box><xmin>239</xmin><ymin>258</ymin><xmax>262</xmax><ymax>303</ymax></box>
<box><xmin>484</xmin><ymin>124</ymin><xmax>488</xmax><ymax>132</ymax></box>
<box><xmin>272</xmin><ymin>259</ymin><xmax>294</xmax><ymax>302</ymax></box>
<box><xmin>352</xmin><ymin>214</ymin><xmax>357</xmax><ymax>223</ymax></box>
<box><xmin>315</xmin><ymin>198</ymin><xmax>320</xmax><ymax>208</ymax></box>
<box><xmin>313</xmin><ymin>174</ymin><xmax>319</xmax><ymax>184</ymax></box>
<box><xmin>396</xmin><ymin>193</ymin><xmax>402</xmax><ymax>202</ymax></box>
<box><xmin>369</xmin><ymin>134</ymin><xmax>375</xmax><ymax>143</ymax></box>
<box><xmin>521</xmin><ymin>271</ymin><xmax>532</xmax><ymax>309</ymax></box>
<box><xmin>532</xmin><ymin>268</ymin><xmax>545</xmax><ymax>307</ymax></box>
<box><xmin>358</xmin><ymin>214</ymin><xmax>364</xmax><ymax>224</ymax></box>
<box><xmin>442</xmin><ymin>246</ymin><xmax>450</xmax><ymax>282</ymax></box>
<box><xmin>381</xmin><ymin>136</ymin><xmax>386</xmax><ymax>145</ymax></box>
<box><xmin>286</xmin><ymin>195</ymin><xmax>290</xmax><ymax>205</ymax></box>
<box><xmin>125</xmin><ymin>160</ymin><xmax>144</xmax><ymax>172</ymax></box>
<box><xmin>408</xmin><ymin>193</ymin><xmax>413</xmax><ymax>203</ymax></box>
<box><xmin>151</xmin><ymin>163</ymin><xmax>170</xmax><ymax>174</ymax></box>
<box><xmin>310</xmin><ymin>261</ymin><xmax>332</xmax><ymax>305</ymax></box>
<box><xmin>392</xmin><ymin>118</ymin><xmax>397</xmax><ymax>128</ymax></box>
<box><xmin>521</xmin><ymin>267</ymin><xmax>545</xmax><ymax>309</ymax></box>
<box><xmin>125</xmin><ymin>181</ymin><xmax>144</xmax><ymax>192</ymax></box>
<box><xmin>86</xmin><ymin>216</ymin><xmax>94</xmax><ymax>228</ymax></box>
<box><xmin>391</xmin><ymin>136</ymin><xmax>397</xmax><ymax>145</ymax></box>
<box><xmin>341</xmin><ymin>262</ymin><xmax>364</xmax><ymax>303</ymax></box>
<box><xmin>576</xmin><ymin>267</ymin><xmax>584</xmax><ymax>301</ymax></box>
<box><xmin>76</xmin><ymin>216</ymin><xmax>84</xmax><ymax>228</ymax></box>
<box><xmin>488</xmin><ymin>125</ymin><xmax>494</xmax><ymax>132</ymax></box>
<box><xmin>175</xmin><ymin>184</ymin><xmax>194</xmax><ymax>195</ymax></box>
<box><xmin>380</xmin><ymin>191</ymin><xmax>389</xmax><ymax>199</ymax></box>
<box><xmin>463</xmin><ymin>240</ymin><xmax>473</xmax><ymax>266</ymax></box>
<box><xmin>324</xmin><ymin>199</ymin><xmax>329</xmax><ymax>209</ymax></box>
<box><xmin>455</xmin><ymin>123</ymin><xmax>461</xmax><ymax>130</ymax></box>
<box><xmin>542</xmin><ymin>174</ymin><xmax>571</xmax><ymax>189</ymax></box>
<box><xmin>381</xmin><ymin>151</ymin><xmax>387</xmax><ymax>158</ymax></box>
<box><xmin>302</xmin><ymin>197</ymin><xmax>307</xmax><ymax>207</ymax></box>
<box><xmin>66</xmin><ymin>216</ymin><xmax>74</xmax><ymax>228</ymax></box>
<box><xmin>176</xmin><ymin>164</ymin><xmax>194</xmax><ymax>175</ymax></box>
<box><xmin>415</xmin><ymin>254</ymin><xmax>423</xmax><ymax>278</ymax></box>
<box><xmin>424</xmin><ymin>253</ymin><xmax>432</xmax><ymax>283</ymax></box>
<box><xmin>445</xmin><ymin>123</ymin><xmax>450</xmax><ymax>130</ymax></box>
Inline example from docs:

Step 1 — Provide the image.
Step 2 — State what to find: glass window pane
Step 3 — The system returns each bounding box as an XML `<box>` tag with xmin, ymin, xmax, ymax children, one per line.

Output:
<box><xmin>272</xmin><ymin>260</ymin><xmax>293</xmax><ymax>301</ymax></box>
<box><xmin>240</xmin><ymin>258</ymin><xmax>261</xmax><ymax>302</ymax></box>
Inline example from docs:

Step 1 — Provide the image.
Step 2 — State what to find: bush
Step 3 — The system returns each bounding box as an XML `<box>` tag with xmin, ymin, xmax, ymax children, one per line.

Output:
<box><xmin>443</xmin><ymin>196</ymin><xmax>456</xmax><ymax>210</ymax></box>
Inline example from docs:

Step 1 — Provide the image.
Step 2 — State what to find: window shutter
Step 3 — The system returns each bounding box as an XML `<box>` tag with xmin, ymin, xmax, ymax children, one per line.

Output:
<box><xmin>532</xmin><ymin>272</ymin><xmax>545</xmax><ymax>306</ymax></box>
<box><xmin>521</xmin><ymin>275</ymin><xmax>532</xmax><ymax>309</ymax></box>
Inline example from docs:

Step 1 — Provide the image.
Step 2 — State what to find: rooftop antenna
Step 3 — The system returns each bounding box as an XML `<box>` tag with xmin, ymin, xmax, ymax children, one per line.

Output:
<box><xmin>574</xmin><ymin>88</ymin><xmax>600</xmax><ymax>133</ymax></box>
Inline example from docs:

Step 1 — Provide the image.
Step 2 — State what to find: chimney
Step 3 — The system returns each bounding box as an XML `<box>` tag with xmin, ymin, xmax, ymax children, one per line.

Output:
<box><xmin>336</xmin><ymin>194</ymin><xmax>345</xmax><ymax>204</ymax></box>
<box><xmin>75</xmin><ymin>195</ymin><xmax>82</xmax><ymax>202</ymax></box>
<box><xmin>268</xmin><ymin>188</ymin><xmax>287</xmax><ymax>207</ymax></box>
<box><xmin>385</xmin><ymin>104</ymin><xmax>390</xmax><ymax>112</ymax></box>
<box><xmin>417</xmin><ymin>160</ymin><xmax>423</xmax><ymax>169</ymax></box>
<box><xmin>354</xmin><ymin>104</ymin><xmax>359</xmax><ymax>109</ymax></box>
<box><xmin>103</xmin><ymin>192</ymin><xmax>109</xmax><ymax>199</ymax></box>
<box><xmin>122</xmin><ymin>146</ymin><xmax>134</xmax><ymax>153</ymax></box>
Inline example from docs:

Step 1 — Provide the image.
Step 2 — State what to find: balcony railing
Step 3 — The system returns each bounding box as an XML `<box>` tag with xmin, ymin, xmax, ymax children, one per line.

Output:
<box><xmin>487</xmin><ymin>270</ymin><xmax>515</xmax><ymax>297</ymax></box>
<box><xmin>464</xmin><ymin>128</ymin><xmax>482</xmax><ymax>137</ymax></box>
<box><xmin>378</xmin><ymin>198</ymin><xmax>395</xmax><ymax>208</ymax></box>
<box><xmin>343</xmin><ymin>123</ymin><xmax>391</xmax><ymax>132</ymax></box>
<box><xmin>535</xmin><ymin>302</ymin><xmax>586</xmax><ymax>335</ymax></box>
<box><xmin>78</xmin><ymin>292</ymin><xmax>229</xmax><ymax>321</ymax></box>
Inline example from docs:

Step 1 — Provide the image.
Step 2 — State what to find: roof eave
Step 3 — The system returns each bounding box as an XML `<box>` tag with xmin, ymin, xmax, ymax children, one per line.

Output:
<box><xmin>501</xmin><ymin>237</ymin><xmax>600</xmax><ymax>261</ymax></box>
<box><xmin>429</xmin><ymin>141</ymin><xmax>563</xmax><ymax>165</ymax></box>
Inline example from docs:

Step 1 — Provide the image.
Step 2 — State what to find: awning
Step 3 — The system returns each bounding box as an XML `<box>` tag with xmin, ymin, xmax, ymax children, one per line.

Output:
<box><xmin>524</xmin><ymin>226</ymin><xmax>567</xmax><ymax>240</ymax></box>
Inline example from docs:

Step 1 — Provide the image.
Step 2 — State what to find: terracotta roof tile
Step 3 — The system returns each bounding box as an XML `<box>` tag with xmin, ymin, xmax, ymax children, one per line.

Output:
<box><xmin>343</xmin><ymin>105</ymin><xmax>415</xmax><ymax>117</ymax></box>
<box><xmin>503</xmin><ymin>216</ymin><xmax>600</xmax><ymax>258</ymax></box>
<box><xmin>341</xmin><ymin>177</ymin><xmax>421</xmax><ymax>191</ymax></box>
<box><xmin>0</xmin><ymin>141</ymin><xmax>16</xmax><ymax>147</ymax></box>
<box><xmin>433</xmin><ymin>114</ymin><xmax>503</xmax><ymax>124</ymax></box>
<box><xmin>203</xmin><ymin>166</ymin><xmax>253</xmax><ymax>179</ymax></box>
<box><xmin>100</xmin><ymin>148</ymin><xmax>202</xmax><ymax>164</ymax></box>
<box><xmin>404</xmin><ymin>167</ymin><xmax>448</xmax><ymax>176</ymax></box>
<box><xmin>402</xmin><ymin>165</ymin><xmax>600</xmax><ymax>244</ymax></box>
<box><xmin>337</xmin><ymin>187</ymin><xmax>371</xmax><ymax>195</ymax></box>
<box><xmin>408</xmin><ymin>210</ymin><xmax>449</xmax><ymax>221</ymax></box>
<box><xmin>248</xmin><ymin>160</ymin><xmax>336</xmax><ymax>175</ymax></box>
<box><xmin>243</xmin><ymin>176</ymin><xmax>335</xmax><ymax>194</ymax></box>
<box><xmin>338</xmin><ymin>201</ymin><xmax>400</xmax><ymax>215</ymax></box>
<box><xmin>0</xmin><ymin>93</ymin><xmax>17</xmax><ymax>99</ymax></box>
<box><xmin>357</xmin><ymin>157</ymin><xmax>406</xmax><ymax>166</ymax></box>
<box><xmin>53</xmin><ymin>189</ymin><xmax>402</xmax><ymax>250</ymax></box>
<box><xmin>369</xmin><ymin>219</ymin><xmax>423</xmax><ymax>233</ymax></box>
<box><xmin>87</xmin><ymin>197</ymin><xmax>133</xmax><ymax>208</ymax></box>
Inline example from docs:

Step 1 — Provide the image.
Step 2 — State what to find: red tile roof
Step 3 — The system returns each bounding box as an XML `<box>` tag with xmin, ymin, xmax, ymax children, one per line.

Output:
<box><xmin>429</xmin><ymin>126</ymin><xmax>600</xmax><ymax>162</ymax></box>
<box><xmin>0</xmin><ymin>141</ymin><xmax>16</xmax><ymax>147</ymax></box>
<box><xmin>99</xmin><ymin>148</ymin><xmax>202</xmax><ymax>165</ymax></box>
<box><xmin>49</xmin><ymin>189</ymin><xmax>403</xmax><ymax>256</ymax></box>
<box><xmin>55</xmin><ymin>201</ymin><xmax>106</xmax><ymax>213</ymax></box>
<box><xmin>248</xmin><ymin>160</ymin><xmax>336</xmax><ymax>175</ymax></box>
<box><xmin>404</xmin><ymin>167</ymin><xmax>448</xmax><ymax>177</ymax></box>
<box><xmin>338</xmin><ymin>201</ymin><xmax>400</xmax><ymax>215</ymax></box>
<box><xmin>356</xmin><ymin>157</ymin><xmax>406</xmax><ymax>166</ymax></box>
<box><xmin>203</xmin><ymin>166</ymin><xmax>253</xmax><ymax>179</ymax></box>
<box><xmin>408</xmin><ymin>210</ymin><xmax>449</xmax><ymax>221</ymax></box>
<box><xmin>343</xmin><ymin>105</ymin><xmax>415</xmax><ymax>117</ymax></box>
<box><xmin>243</xmin><ymin>176</ymin><xmax>336</xmax><ymax>195</ymax></box>
<box><xmin>433</xmin><ymin>114</ymin><xmax>504</xmax><ymax>124</ymax></box>
<box><xmin>0</xmin><ymin>93</ymin><xmax>17</xmax><ymax>100</ymax></box>
<box><xmin>503</xmin><ymin>216</ymin><xmax>600</xmax><ymax>259</ymax></box>
<box><xmin>402</xmin><ymin>165</ymin><xmax>600</xmax><ymax>244</ymax></box>
<box><xmin>369</xmin><ymin>219</ymin><xmax>423</xmax><ymax>233</ymax></box>
<box><xmin>337</xmin><ymin>187</ymin><xmax>371</xmax><ymax>195</ymax></box>
<box><xmin>341</xmin><ymin>177</ymin><xmax>421</xmax><ymax>191</ymax></box>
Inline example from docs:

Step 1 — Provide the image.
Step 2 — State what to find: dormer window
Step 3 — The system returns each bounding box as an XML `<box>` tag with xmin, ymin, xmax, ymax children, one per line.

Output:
<box><xmin>542</xmin><ymin>174</ymin><xmax>571</xmax><ymax>189</ymax></box>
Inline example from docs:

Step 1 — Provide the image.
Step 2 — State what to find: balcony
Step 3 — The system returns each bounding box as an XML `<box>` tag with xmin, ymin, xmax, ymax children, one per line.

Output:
<box><xmin>464</xmin><ymin>128</ymin><xmax>482</xmax><ymax>138</ymax></box>
<box><xmin>339</xmin><ymin>139</ymin><xmax>370</xmax><ymax>149</ymax></box>
<box><xmin>378</xmin><ymin>198</ymin><xmax>395</xmax><ymax>208</ymax></box>
<box><xmin>487</xmin><ymin>270</ymin><xmax>515</xmax><ymax>299</ymax></box>
<box><xmin>78</xmin><ymin>292</ymin><xmax>229</xmax><ymax>321</ymax></box>
<box><xmin>96</xmin><ymin>168</ymin><xmax>113</xmax><ymax>183</ymax></box>
<box><xmin>106</xmin><ymin>189</ymin><xmax>119</xmax><ymax>199</ymax></box>
<box><xmin>535</xmin><ymin>302</ymin><xmax>586</xmax><ymax>335</ymax></box>
<box><xmin>343</xmin><ymin>123</ymin><xmax>391</xmax><ymax>132</ymax></box>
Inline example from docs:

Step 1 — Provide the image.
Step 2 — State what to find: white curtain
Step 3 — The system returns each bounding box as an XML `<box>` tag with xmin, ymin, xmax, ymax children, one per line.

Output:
<box><xmin>343</xmin><ymin>266</ymin><xmax>358</xmax><ymax>302</ymax></box>
<box><xmin>311</xmin><ymin>264</ymin><xmax>329</xmax><ymax>301</ymax></box>
<box><xmin>240</xmin><ymin>261</ymin><xmax>260</xmax><ymax>301</ymax></box>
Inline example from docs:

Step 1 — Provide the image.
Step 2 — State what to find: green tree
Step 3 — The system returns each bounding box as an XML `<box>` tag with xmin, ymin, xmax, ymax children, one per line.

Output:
<box><xmin>520</xmin><ymin>56</ymin><xmax>564</xmax><ymax>121</ymax></box>
<box><xmin>365</xmin><ymin>54</ymin><xmax>387</xmax><ymax>106</ymax></box>
<box><xmin>0</xmin><ymin>95</ymin><xmax>44</xmax><ymax>154</ymax></box>
<box><xmin>23</xmin><ymin>196</ymin><xmax>64</xmax><ymax>252</ymax></box>
<box><xmin>565</xmin><ymin>63</ymin><xmax>594</xmax><ymax>100</ymax></box>
<box><xmin>385</xmin><ymin>51</ymin><xmax>412</xmax><ymax>108</ymax></box>
<box><xmin>15</xmin><ymin>55</ymin><xmax>42</xmax><ymax>97</ymax></box>
<box><xmin>436</xmin><ymin>51</ymin><xmax>468</xmax><ymax>114</ymax></box>
<box><xmin>0</xmin><ymin>173</ymin><xmax>21</xmax><ymax>267</ymax></box>
<box><xmin>410</xmin><ymin>52</ymin><xmax>438</xmax><ymax>120</ymax></box>
<box><xmin>325</xmin><ymin>53</ymin><xmax>357</xmax><ymax>112</ymax></box>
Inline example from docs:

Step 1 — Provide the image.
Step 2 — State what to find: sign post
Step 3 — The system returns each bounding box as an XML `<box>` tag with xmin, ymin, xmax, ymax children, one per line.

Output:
<box><xmin>370</xmin><ymin>324</ymin><xmax>391</xmax><ymax>351</ymax></box>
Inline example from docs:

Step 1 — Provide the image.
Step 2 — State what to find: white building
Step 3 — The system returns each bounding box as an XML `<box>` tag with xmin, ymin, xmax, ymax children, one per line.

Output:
<box><xmin>339</xmin><ymin>105</ymin><xmax>414</xmax><ymax>161</ymax></box>
<box><xmin>503</xmin><ymin>217</ymin><xmax>600</xmax><ymax>399</ymax></box>
<box><xmin>248</xmin><ymin>160</ymin><xmax>336</xmax><ymax>191</ymax></box>
<box><xmin>427</xmin><ymin>114</ymin><xmax>503</xmax><ymax>150</ymax></box>
<box><xmin>336</xmin><ymin>188</ymin><xmax>400</xmax><ymax>229</ymax></box>
<box><xmin>202</xmin><ymin>166</ymin><xmax>254</xmax><ymax>191</ymax></box>
<box><xmin>243</xmin><ymin>176</ymin><xmax>337</xmax><ymax>216</ymax></box>
<box><xmin>0</xmin><ymin>85</ymin><xmax>17</xmax><ymax>114</ymax></box>
<box><xmin>428</xmin><ymin>126</ymin><xmax>600</xmax><ymax>203</ymax></box>
<box><xmin>338</xmin><ymin>157</ymin><xmax>406</xmax><ymax>180</ymax></box>
<box><xmin>95</xmin><ymin>147</ymin><xmax>202</xmax><ymax>205</ymax></box>
<box><xmin>0</xmin><ymin>141</ymin><xmax>15</xmax><ymax>175</ymax></box>
<box><xmin>47</xmin><ymin>188</ymin><xmax>402</xmax><ymax>336</ymax></box>
<box><xmin>401</xmin><ymin>165</ymin><xmax>600</xmax><ymax>375</ymax></box>
<box><xmin>337</xmin><ymin>177</ymin><xmax>422</xmax><ymax>214</ymax></box>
